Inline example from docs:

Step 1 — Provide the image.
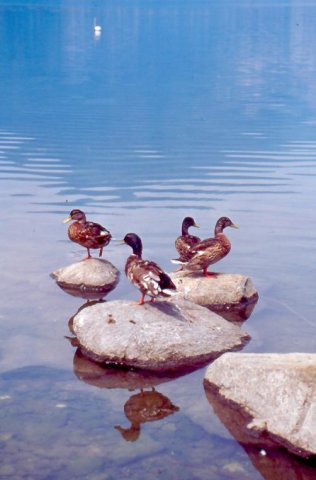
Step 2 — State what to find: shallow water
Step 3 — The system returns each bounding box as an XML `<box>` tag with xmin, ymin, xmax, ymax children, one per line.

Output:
<box><xmin>1</xmin><ymin>0</ymin><xmax>316</xmax><ymax>478</ymax></box>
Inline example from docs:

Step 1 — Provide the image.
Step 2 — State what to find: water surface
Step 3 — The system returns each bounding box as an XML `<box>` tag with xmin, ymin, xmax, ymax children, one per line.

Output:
<box><xmin>1</xmin><ymin>1</ymin><xmax>316</xmax><ymax>478</ymax></box>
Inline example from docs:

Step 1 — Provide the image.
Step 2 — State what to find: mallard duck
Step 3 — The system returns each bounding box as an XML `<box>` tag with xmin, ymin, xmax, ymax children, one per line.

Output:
<box><xmin>172</xmin><ymin>216</ymin><xmax>200</xmax><ymax>266</ymax></box>
<box><xmin>122</xmin><ymin>233</ymin><xmax>176</xmax><ymax>305</ymax></box>
<box><xmin>63</xmin><ymin>209</ymin><xmax>111</xmax><ymax>259</ymax></box>
<box><xmin>179</xmin><ymin>216</ymin><xmax>238</xmax><ymax>277</ymax></box>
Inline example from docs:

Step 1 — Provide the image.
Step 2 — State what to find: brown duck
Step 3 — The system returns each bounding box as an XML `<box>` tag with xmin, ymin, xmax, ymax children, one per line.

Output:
<box><xmin>63</xmin><ymin>209</ymin><xmax>111</xmax><ymax>259</ymax></box>
<box><xmin>179</xmin><ymin>216</ymin><xmax>238</xmax><ymax>277</ymax></box>
<box><xmin>122</xmin><ymin>233</ymin><xmax>176</xmax><ymax>305</ymax></box>
<box><xmin>172</xmin><ymin>216</ymin><xmax>200</xmax><ymax>267</ymax></box>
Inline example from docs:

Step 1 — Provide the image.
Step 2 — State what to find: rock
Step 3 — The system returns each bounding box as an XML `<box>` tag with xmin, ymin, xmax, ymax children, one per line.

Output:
<box><xmin>204</xmin><ymin>385</ymin><xmax>316</xmax><ymax>480</ymax></box>
<box><xmin>204</xmin><ymin>353</ymin><xmax>316</xmax><ymax>458</ymax></box>
<box><xmin>169</xmin><ymin>272</ymin><xmax>258</xmax><ymax>321</ymax></box>
<box><xmin>51</xmin><ymin>258</ymin><xmax>120</xmax><ymax>299</ymax></box>
<box><xmin>71</xmin><ymin>299</ymin><xmax>250</xmax><ymax>371</ymax></box>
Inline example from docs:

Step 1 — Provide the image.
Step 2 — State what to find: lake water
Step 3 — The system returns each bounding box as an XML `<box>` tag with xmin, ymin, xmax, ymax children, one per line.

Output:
<box><xmin>1</xmin><ymin>0</ymin><xmax>316</xmax><ymax>478</ymax></box>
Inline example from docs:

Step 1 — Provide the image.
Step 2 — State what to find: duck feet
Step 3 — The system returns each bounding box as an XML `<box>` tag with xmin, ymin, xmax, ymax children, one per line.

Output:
<box><xmin>203</xmin><ymin>269</ymin><xmax>218</xmax><ymax>278</ymax></box>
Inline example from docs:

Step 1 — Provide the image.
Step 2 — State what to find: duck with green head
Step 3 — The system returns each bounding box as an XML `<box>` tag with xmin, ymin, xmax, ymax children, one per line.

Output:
<box><xmin>172</xmin><ymin>216</ymin><xmax>200</xmax><ymax>268</ymax></box>
<box><xmin>121</xmin><ymin>233</ymin><xmax>176</xmax><ymax>305</ymax></box>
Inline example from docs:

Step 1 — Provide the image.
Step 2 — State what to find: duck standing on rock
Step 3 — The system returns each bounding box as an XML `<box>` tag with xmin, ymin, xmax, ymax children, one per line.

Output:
<box><xmin>175</xmin><ymin>216</ymin><xmax>238</xmax><ymax>277</ymax></box>
<box><xmin>63</xmin><ymin>209</ymin><xmax>111</xmax><ymax>260</ymax></box>
<box><xmin>121</xmin><ymin>233</ymin><xmax>177</xmax><ymax>305</ymax></box>
<box><xmin>173</xmin><ymin>216</ymin><xmax>201</xmax><ymax>268</ymax></box>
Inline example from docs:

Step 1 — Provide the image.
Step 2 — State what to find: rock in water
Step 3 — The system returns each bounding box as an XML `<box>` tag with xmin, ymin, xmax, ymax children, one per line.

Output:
<box><xmin>170</xmin><ymin>272</ymin><xmax>258</xmax><ymax>321</ymax></box>
<box><xmin>204</xmin><ymin>352</ymin><xmax>316</xmax><ymax>458</ymax></box>
<box><xmin>51</xmin><ymin>258</ymin><xmax>120</xmax><ymax>298</ymax></box>
<box><xmin>71</xmin><ymin>299</ymin><xmax>250</xmax><ymax>371</ymax></box>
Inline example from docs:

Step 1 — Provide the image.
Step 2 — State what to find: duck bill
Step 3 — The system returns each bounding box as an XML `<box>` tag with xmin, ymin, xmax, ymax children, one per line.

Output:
<box><xmin>63</xmin><ymin>215</ymin><xmax>72</xmax><ymax>224</ymax></box>
<box><xmin>231</xmin><ymin>223</ymin><xmax>239</xmax><ymax>229</ymax></box>
<box><xmin>194</xmin><ymin>223</ymin><xmax>200</xmax><ymax>228</ymax></box>
<box><xmin>116</xmin><ymin>239</ymin><xmax>126</xmax><ymax>246</ymax></box>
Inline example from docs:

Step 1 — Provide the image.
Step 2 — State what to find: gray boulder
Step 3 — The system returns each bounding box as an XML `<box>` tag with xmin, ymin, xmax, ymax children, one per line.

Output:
<box><xmin>71</xmin><ymin>299</ymin><xmax>250</xmax><ymax>371</ymax></box>
<box><xmin>51</xmin><ymin>258</ymin><xmax>120</xmax><ymax>299</ymax></box>
<box><xmin>170</xmin><ymin>272</ymin><xmax>258</xmax><ymax>321</ymax></box>
<box><xmin>204</xmin><ymin>352</ymin><xmax>316</xmax><ymax>458</ymax></box>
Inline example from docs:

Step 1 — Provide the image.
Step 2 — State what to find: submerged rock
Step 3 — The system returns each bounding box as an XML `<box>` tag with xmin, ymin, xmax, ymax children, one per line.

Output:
<box><xmin>204</xmin><ymin>352</ymin><xmax>316</xmax><ymax>458</ymax></box>
<box><xmin>51</xmin><ymin>258</ymin><xmax>120</xmax><ymax>299</ymax></box>
<box><xmin>170</xmin><ymin>272</ymin><xmax>258</xmax><ymax>321</ymax></box>
<box><xmin>71</xmin><ymin>299</ymin><xmax>250</xmax><ymax>371</ymax></box>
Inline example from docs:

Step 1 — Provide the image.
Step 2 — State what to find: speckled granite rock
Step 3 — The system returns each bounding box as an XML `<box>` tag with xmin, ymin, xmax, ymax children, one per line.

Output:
<box><xmin>204</xmin><ymin>352</ymin><xmax>316</xmax><ymax>458</ymax></box>
<box><xmin>71</xmin><ymin>299</ymin><xmax>250</xmax><ymax>371</ymax></box>
<box><xmin>169</xmin><ymin>272</ymin><xmax>258</xmax><ymax>321</ymax></box>
<box><xmin>51</xmin><ymin>258</ymin><xmax>120</xmax><ymax>298</ymax></box>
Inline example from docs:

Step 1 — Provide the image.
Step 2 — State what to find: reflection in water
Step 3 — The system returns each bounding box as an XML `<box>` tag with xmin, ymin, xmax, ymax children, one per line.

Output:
<box><xmin>72</xmin><ymin>348</ymin><xmax>192</xmax><ymax>391</ymax></box>
<box><xmin>72</xmin><ymin>350</ymin><xmax>180</xmax><ymax>442</ymax></box>
<box><xmin>209</xmin><ymin>294</ymin><xmax>258</xmax><ymax>323</ymax></box>
<box><xmin>115</xmin><ymin>388</ymin><xmax>179</xmax><ymax>442</ymax></box>
<box><xmin>56</xmin><ymin>281</ymin><xmax>116</xmax><ymax>300</ymax></box>
<box><xmin>204</xmin><ymin>383</ymin><xmax>316</xmax><ymax>480</ymax></box>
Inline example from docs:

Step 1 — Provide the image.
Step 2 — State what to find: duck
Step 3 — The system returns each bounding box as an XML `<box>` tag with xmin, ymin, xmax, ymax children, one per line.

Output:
<box><xmin>178</xmin><ymin>216</ymin><xmax>238</xmax><ymax>277</ymax></box>
<box><xmin>121</xmin><ymin>233</ymin><xmax>176</xmax><ymax>305</ymax></box>
<box><xmin>63</xmin><ymin>209</ymin><xmax>111</xmax><ymax>259</ymax></box>
<box><xmin>172</xmin><ymin>216</ymin><xmax>201</xmax><ymax>267</ymax></box>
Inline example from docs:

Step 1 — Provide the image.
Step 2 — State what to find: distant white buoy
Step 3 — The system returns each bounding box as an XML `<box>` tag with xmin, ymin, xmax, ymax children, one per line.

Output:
<box><xmin>93</xmin><ymin>17</ymin><xmax>102</xmax><ymax>34</ymax></box>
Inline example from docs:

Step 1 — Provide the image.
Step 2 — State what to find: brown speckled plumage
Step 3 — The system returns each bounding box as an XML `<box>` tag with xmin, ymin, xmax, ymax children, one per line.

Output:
<box><xmin>174</xmin><ymin>216</ymin><xmax>201</xmax><ymax>263</ymax></box>
<box><xmin>123</xmin><ymin>233</ymin><xmax>176</xmax><ymax>305</ymax></box>
<box><xmin>182</xmin><ymin>216</ymin><xmax>238</xmax><ymax>277</ymax></box>
<box><xmin>63</xmin><ymin>209</ymin><xmax>111</xmax><ymax>259</ymax></box>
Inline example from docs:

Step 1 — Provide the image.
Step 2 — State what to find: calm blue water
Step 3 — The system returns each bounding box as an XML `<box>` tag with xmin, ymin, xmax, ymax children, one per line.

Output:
<box><xmin>1</xmin><ymin>1</ymin><xmax>316</xmax><ymax>478</ymax></box>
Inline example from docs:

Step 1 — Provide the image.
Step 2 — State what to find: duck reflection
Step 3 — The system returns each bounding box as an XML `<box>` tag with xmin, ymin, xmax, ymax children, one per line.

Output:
<box><xmin>204</xmin><ymin>382</ymin><xmax>316</xmax><ymax>480</ymax></box>
<box><xmin>71</xmin><ymin>349</ymin><xmax>181</xmax><ymax>442</ymax></box>
<box><xmin>114</xmin><ymin>388</ymin><xmax>179</xmax><ymax>442</ymax></box>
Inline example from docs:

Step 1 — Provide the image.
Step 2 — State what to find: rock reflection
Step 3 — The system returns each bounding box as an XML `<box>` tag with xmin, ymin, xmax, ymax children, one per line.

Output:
<box><xmin>114</xmin><ymin>388</ymin><xmax>179</xmax><ymax>442</ymax></box>
<box><xmin>55</xmin><ymin>282</ymin><xmax>115</xmax><ymax>300</ymax></box>
<box><xmin>204</xmin><ymin>383</ymin><xmax>316</xmax><ymax>480</ymax></box>
<box><xmin>72</xmin><ymin>350</ymin><xmax>180</xmax><ymax>442</ymax></box>
<box><xmin>73</xmin><ymin>348</ymin><xmax>189</xmax><ymax>390</ymax></box>
<box><xmin>209</xmin><ymin>294</ymin><xmax>259</xmax><ymax>323</ymax></box>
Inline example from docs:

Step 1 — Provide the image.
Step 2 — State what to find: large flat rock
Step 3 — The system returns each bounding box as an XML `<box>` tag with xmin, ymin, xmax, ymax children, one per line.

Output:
<box><xmin>71</xmin><ymin>299</ymin><xmax>250</xmax><ymax>371</ymax></box>
<box><xmin>204</xmin><ymin>353</ymin><xmax>316</xmax><ymax>458</ymax></box>
<box><xmin>170</xmin><ymin>272</ymin><xmax>258</xmax><ymax>321</ymax></box>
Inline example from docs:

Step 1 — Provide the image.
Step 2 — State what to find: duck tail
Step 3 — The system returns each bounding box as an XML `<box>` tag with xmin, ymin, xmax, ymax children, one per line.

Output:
<box><xmin>170</xmin><ymin>258</ymin><xmax>186</xmax><ymax>265</ymax></box>
<box><xmin>162</xmin><ymin>288</ymin><xmax>177</xmax><ymax>297</ymax></box>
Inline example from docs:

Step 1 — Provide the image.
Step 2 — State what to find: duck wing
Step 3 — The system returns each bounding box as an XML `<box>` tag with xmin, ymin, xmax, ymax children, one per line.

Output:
<box><xmin>175</xmin><ymin>234</ymin><xmax>201</xmax><ymax>261</ymax></box>
<box><xmin>187</xmin><ymin>237</ymin><xmax>228</xmax><ymax>270</ymax></box>
<box><xmin>81</xmin><ymin>222</ymin><xmax>111</xmax><ymax>245</ymax></box>
<box><xmin>127</xmin><ymin>258</ymin><xmax>176</xmax><ymax>297</ymax></box>
<box><xmin>190</xmin><ymin>236</ymin><xmax>218</xmax><ymax>252</ymax></box>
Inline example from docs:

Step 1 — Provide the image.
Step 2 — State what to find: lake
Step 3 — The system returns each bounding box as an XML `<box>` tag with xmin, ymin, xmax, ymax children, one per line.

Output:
<box><xmin>0</xmin><ymin>0</ymin><xmax>316</xmax><ymax>478</ymax></box>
